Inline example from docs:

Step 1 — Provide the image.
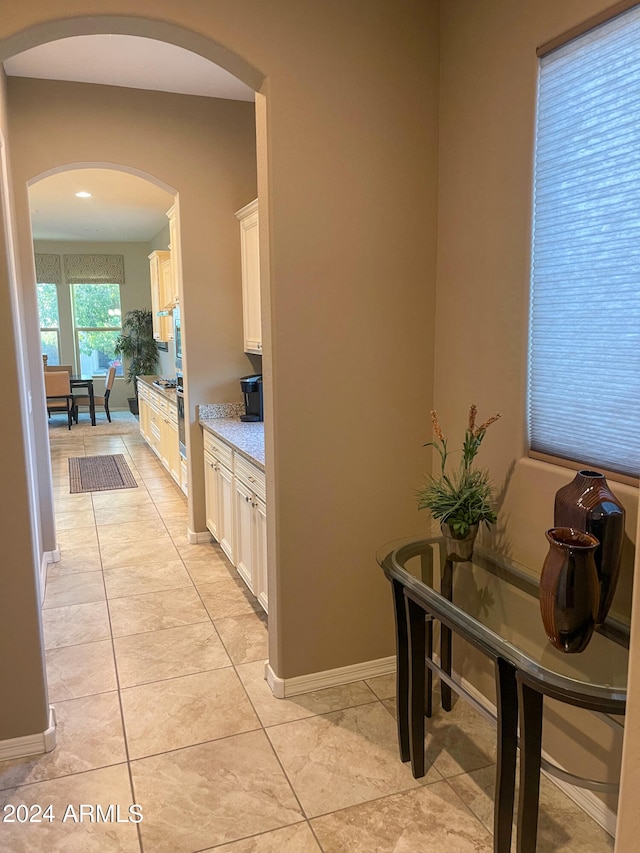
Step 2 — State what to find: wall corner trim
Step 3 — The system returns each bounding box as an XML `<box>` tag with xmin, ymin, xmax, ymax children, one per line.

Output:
<box><xmin>264</xmin><ymin>655</ymin><xmax>396</xmax><ymax>698</ymax></box>
<box><xmin>187</xmin><ymin>529</ymin><xmax>212</xmax><ymax>544</ymax></box>
<box><xmin>0</xmin><ymin>706</ymin><xmax>57</xmax><ymax>762</ymax></box>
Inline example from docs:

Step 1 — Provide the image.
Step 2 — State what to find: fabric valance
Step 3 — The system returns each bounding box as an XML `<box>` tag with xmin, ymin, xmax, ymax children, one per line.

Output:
<box><xmin>34</xmin><ymin>254</ymin><xmax>62</xmax><ymax>285</ymax></box>
<box><xmin>63</xmin><ymin>254</ymin><xmax>125</xmax><ymax>285</ymax></box>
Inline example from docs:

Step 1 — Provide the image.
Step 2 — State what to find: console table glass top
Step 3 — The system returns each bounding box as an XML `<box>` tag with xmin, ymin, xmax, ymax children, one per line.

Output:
<box><xmin>377</xmin><ymin>535</ymin><xmax>628</xmax><ymax>704</ymax></box>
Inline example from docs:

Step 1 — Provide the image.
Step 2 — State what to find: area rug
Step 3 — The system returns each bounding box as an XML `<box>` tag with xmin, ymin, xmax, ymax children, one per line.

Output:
<box><xmin>49</xmin><ymin>410</ymin><xmax>140</xmax><ymax>439</ymax></box>
<box><xmin>68</xmin><ymin>454</ymin><xmax>138</xmax><ymax>493</ymax></box>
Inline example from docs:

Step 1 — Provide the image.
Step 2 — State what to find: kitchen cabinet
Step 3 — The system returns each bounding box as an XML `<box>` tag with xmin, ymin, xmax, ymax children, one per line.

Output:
<box><xmin>235</xmin><ymin>199</ymin><xmax>262</xmax><ymax>355</ymax></box>
<box><xmin>159</xmin><ymin>399</ymin><xmax>180</xmax><ymax>484</ymax></box>
<box><xmin>233</xmin><ymin>454</ymin><xmax>268</xmax><ymax>612</ymax></box>
<box><xmin>138</xmin><ymin>382</ymin><xmax>153</xmax><ymax>444</ymax></box>
<box><xmin>166</xmin><ymin>204</ymin><xmax>181</xmax><ymax>305</ymax></box>
<box><xmin>137</xmin><ymin>379</ymin><xmax>180</xmax><ymax>486</ymax></box>
<box><xmin>148</xmin><ymin>250</ymin><xmax>173</xmax><ymax>342</ymax></box>
<box><xmin>203</xmin><ymin>431</ymin><xmax>235</xmax><ymax>564</ymax></box>
<box><xmin>180</xmin><ymin>458</ymin><xmax>188</xmax><ymax>497</ymax></box>
<box><xmin>202</xmin><ymin>425</ymin><xmax>268</xmax><ymax>613</ymax></box>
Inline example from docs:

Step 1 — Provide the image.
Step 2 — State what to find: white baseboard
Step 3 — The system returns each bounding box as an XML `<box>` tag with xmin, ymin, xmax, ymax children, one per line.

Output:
<box><xmin>40</xmin><ymin>549</ymin><xmax>60</xmax><ymax>607</ymax></box>
<box><xmin>186</xmin><ymin>529</ymin><xmax>212</xmax><ymax>544</ymax></box>
<box><xmin>264</xmin><ymin>655</ymin><xmax>396</xmax><ymax>699</ymax></box>
<box><xmin>0</xmin><ymin>706</ymin><xmax>57</xmax><ymax>761</ymax></box>
<box><xmin>46</xmin><ymin>548</ymin><xmax>61</xmax><ymax>564</ymax></box>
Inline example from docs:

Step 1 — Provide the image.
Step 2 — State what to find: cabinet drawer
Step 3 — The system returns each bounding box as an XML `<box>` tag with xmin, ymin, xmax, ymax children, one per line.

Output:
<box><xmin>203</xmin><ymin>430</ymin><xmax>233</xmax><ymax>469</ymax></box>
<box><xmin>234</xmin><ymin>454</ymin><xmax>265</xmax><ymax>501</ymax></box>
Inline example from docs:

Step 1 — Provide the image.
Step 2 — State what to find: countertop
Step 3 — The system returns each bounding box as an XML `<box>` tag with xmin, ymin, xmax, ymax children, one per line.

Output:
<box><xmin>200</xmin><ymin>416</ymin><xmax>265</xmax><ymax>471</ymax></box>
<box><xmin>137</xmin><ymin>374</ymin><xmax>177</xmax><ymax>404</ymax></box>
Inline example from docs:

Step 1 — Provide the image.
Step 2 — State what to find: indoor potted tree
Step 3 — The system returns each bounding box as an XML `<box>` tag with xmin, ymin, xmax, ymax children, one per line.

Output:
<box><xmin>417</xmin><ymin>405</ymin><xmax>501</xmax><ymax>561</ymax></box>
<box><xmin>114</xmin><ymin>309</ymin><xmax>159</xmax><ymax>415</ymax></box>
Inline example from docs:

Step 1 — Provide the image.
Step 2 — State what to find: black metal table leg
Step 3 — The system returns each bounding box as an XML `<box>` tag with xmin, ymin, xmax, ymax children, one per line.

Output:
<box><xmin>406</xmin><ymin>593</ymin><xmax>426</xmax><ymax>778</ymax></box>
<box><xmin>494</xmin><ymin>658</ymin><xmax>518</xmax><ymax>853</ymax></box>
<box><xmin>517</xmin><ymin>676</ymin><xmax>544</xmax><ymax>853</ymax></box>
<box><xmin>391</xmin><ymin>579</ymin><xmax>410</xmax><ymax>762</ymax></box>
<box><xmin>425</xmin><ymin>617</ymin><xmax>433</xmax><ymax>718</ymax></box>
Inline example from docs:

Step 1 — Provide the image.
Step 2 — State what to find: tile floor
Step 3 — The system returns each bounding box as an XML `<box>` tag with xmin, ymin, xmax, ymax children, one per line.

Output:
<box><xmin>0</xmin><ymin>426</ymin><xmax>616</xmax><ymax>851</ymax></box>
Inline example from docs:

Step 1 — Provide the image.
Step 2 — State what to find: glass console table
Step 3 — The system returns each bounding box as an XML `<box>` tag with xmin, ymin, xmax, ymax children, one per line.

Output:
<box><xmin>377</xmin><ymin>536</ymin><xmax>628</xmax><ymax>853</ymax></box>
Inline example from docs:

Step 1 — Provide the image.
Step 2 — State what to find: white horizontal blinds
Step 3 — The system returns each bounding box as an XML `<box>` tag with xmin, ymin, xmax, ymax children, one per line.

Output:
<box><xmin>529</xmin><ymin>6</ymin><xmax>640</xmax><ymax>478</ymax></box>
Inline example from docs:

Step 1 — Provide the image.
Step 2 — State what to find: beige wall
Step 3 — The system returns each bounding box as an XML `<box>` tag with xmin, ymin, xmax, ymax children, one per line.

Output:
<box><xmin>0</xmin><ymin>67</ymin><xmax>49</xmax><ymax>740</ymax></box>
<box><xmin>436</xmin><ymin>0</ymin><xmax>637</xmax><ymax>827</ymax></box>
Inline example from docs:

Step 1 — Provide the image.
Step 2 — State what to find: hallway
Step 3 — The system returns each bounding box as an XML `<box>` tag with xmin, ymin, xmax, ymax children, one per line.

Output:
<box><xmin>0</xmin><ymin>426</ymin><xmax>615</xmax><ymax>852</ymax></box>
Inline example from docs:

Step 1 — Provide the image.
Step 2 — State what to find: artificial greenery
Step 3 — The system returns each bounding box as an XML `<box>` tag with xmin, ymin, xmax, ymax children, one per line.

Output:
<box><xmin>114</xmin><ymin>309</ymin><xmax>159</xmax><ymax>400</ymax></box>
<box><xmin>417</xmin><ymin>405</ymin><xmax>501</xmax><ymax>538</ymax></box>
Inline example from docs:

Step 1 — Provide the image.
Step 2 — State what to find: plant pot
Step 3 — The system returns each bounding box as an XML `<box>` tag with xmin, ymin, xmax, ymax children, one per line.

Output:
<box><xmin>440</xmin><ymin>522</ymin><xmax>478</xmax><ymax>563</ymax></box>
<box><xmin>554</xmin><ymin>470</ymin><xmax>625</xmax><ymax>625</ymax></box>
<box><xmin>539</xmin><ymin>527</ymin><xmax>599</xmax><ymax>654</ymax></box>
<box><xmin>128</xmin><ymin>397</ymin><xmax>139</xmax><ymax>416</ymax></box>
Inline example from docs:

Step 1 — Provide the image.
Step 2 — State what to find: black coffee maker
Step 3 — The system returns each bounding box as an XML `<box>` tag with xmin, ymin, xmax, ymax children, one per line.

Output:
<box><xmin>240</xmin><ymin>375</ymin><xmax>263</xmax><ymax>422</ymax></box>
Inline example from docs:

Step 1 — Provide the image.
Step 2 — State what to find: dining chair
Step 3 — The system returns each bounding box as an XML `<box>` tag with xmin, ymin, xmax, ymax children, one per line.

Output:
<box><xmin>44</xmin><ymin>370</ymin><xmax>74</xmax><ymax>429</ymax></box>
<box><xmin>44</xmin><ymin>364</ymin><xmax>73</xmax><ymax>376</ymax></box>
<box><xmin>73</xmin><ymin>366</ymin><xmax>116</xmax><ymax>422</ymax></box>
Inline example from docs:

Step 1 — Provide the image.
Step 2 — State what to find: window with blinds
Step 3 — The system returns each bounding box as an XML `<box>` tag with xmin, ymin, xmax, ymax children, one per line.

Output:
<box><xmin>528</xmin><ymin>5</ymin><xmax>640</xmax><ymax>479</ymax></box>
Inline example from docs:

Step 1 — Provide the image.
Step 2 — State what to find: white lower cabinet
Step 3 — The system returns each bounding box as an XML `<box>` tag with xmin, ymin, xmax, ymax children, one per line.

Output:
<box><xmin>203</xmin><ymin>434</ymin><xmax>235</xmax><ymax>564</ymax></box>
<box><xmin>138</xmin><ymin>380</ymin><xmax>181</xmax><ymax>486</ymax></box>
<box><xmin>203</xmin><ymin>428</ymin><xmax>267</xmax><ymax>613</ymax></box>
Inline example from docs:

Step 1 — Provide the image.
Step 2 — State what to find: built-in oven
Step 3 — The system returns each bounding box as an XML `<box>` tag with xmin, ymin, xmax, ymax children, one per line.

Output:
<box><xmin>176</xmin><ymin>371</ymin><xmax>186</xmax><ymax>460</ymax></box>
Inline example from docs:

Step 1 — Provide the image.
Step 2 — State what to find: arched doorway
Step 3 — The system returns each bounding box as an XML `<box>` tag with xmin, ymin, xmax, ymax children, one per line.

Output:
<box><xmin>0</xmin><ymin>16</ymin><xmax>274</xmax><ymax>765</ymax></box>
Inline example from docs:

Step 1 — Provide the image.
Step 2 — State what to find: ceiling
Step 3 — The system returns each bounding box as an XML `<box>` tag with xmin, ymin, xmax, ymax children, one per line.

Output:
<box><xmin>4</xmin><ymin>35</ymin><xmax>255</xmax><ymax>242</ymax></box>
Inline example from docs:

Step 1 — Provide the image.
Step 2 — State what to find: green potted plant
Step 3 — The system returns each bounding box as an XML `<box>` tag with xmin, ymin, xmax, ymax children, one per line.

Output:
<box><xmin>114</xmin><ymin>309</ymin><xmax>159</xmax><ymax>415</ymax></box>
<box><xmin>417</xmin><ymin>405</ymin><xmax>501</xmax><ymax>560</ymax></box>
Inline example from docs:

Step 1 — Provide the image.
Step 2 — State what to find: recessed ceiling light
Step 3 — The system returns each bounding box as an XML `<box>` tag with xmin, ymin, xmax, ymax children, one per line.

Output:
<box><xmin>75</xmin><ymin>191</ymin><xmax>91</xmax><ymax>198</ymax></box>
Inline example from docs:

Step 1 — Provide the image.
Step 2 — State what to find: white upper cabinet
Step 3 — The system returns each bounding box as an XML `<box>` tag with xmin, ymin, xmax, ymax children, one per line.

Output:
<box><xmin>166</xmin><ymin>204</ymin><xmax>181</xmax><ymax>305</ymax></box>
<box><xmin>148</xmin><ymin>250</ymin><xmax>171</xmax><ymax>341</ymax></box>
<box><xmin>235</xmin><ymin>199</ymin><xmax>262</xmax><ymax>354</ymax></box>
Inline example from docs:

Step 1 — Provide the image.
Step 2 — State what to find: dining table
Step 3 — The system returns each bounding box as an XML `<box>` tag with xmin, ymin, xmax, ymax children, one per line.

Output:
<box><xmin>69</xmin><ymin>375</ymin><xmax>96</xmax><ymax>426</ymax></box>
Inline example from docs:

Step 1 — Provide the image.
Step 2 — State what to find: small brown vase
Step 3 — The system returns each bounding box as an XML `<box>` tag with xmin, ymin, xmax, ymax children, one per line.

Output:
<box><xmin>554</xmin><ymin>470</ymin><xmax>625</xmax><ymax>624</ymax></box>
<box><xmin>539</xmin><ymin>527</ymin><xmax>599</xmax><ymax>654</ymax></box>
<box><xmin>440</xmin><ymin>522</ymin><xmax>478</xmax><ymax>563</ymax></box>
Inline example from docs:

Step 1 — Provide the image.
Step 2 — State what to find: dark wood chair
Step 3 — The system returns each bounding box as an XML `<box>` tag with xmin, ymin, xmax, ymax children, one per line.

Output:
<box><xmin>74</xmin><ymin>366</ymin><xmax>116</xmax><ymax>422</ymax></box>
<box><xmin>44</xmin><ymin>370</ymin><xmax>74</xmax><ymax>430</ymax></box>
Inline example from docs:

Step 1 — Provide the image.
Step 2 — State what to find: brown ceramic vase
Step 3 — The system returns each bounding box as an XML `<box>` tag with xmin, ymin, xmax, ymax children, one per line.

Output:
<box><xmin>554</xmin><ymin>470</ymin><xmax>625</xmax><ymax>624</ymax></box>
<box><xmin>539</xmin><ymin>527</ymin><xmax>599</xmax><ymax>654</ymax></box>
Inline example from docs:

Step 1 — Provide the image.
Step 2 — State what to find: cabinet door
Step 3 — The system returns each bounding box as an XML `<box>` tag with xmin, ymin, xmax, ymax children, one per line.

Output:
<box><xmin>167</xmin><ymin>417</ymin><xmax>180</xmax><ymax>484</ymax></box>
<box><xmin>180</xmin><ymin>458</ymin><xmax>188</xmax><ymax>497</ymax></box>
<box><xmin>167</xmin><ymin>204</ymin><xmax>181</xmax><ymax>304</ymax></box>
<box><xmin>218</xmin><ymin>462</ymin><xmax>235</xmax><ymax>564</ymax></box>
<box><xmin>234</xmin><ymin>476</ymin><xmax>254</xmax><ymax>593</ymax></box>
<box><xmin>204</xmin><ymin>453</ymin><xmax>218</xmax><ymax>539</ymax></box>
<box><xmin>253</xmin><ymin>496</ymin><xmax>268</xmax><ymax>613</ymax></box>
<box><xmin>148</xmin><ymin>253</ymin><xmax>162</xmax><ymax>341</ymax></box>
<box><xmin>237</xmin><ymin>201</ymin><xmax>262</xmax><ymax>354</ymax></box>
<box><xmin>149</xmin><ymin>403</ymin><xmax>162</xmax><ymax>457</ymax></box>
<box><xmin>138</xmin><ymin>395</ymin><xmax>150</xmax><ymax>443</ymax></box>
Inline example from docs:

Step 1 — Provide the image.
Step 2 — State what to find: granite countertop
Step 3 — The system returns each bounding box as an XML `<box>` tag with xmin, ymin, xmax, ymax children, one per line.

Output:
<box><xmin>137</xmin><ymin>375</ymin><xmax>177</xmax><ymax>404</ymax></box>
<box><xmin>199</xmin><ymin>407</ymin><xmax>265</xmax><ymax>471</ymax></box>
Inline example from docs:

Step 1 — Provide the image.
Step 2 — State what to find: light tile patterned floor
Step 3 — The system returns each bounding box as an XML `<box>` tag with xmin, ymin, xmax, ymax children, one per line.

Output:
<box><xmin>0</xmin><ymin>425</ymin><xmax>616</xmax><ymax>851</ymax></box>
